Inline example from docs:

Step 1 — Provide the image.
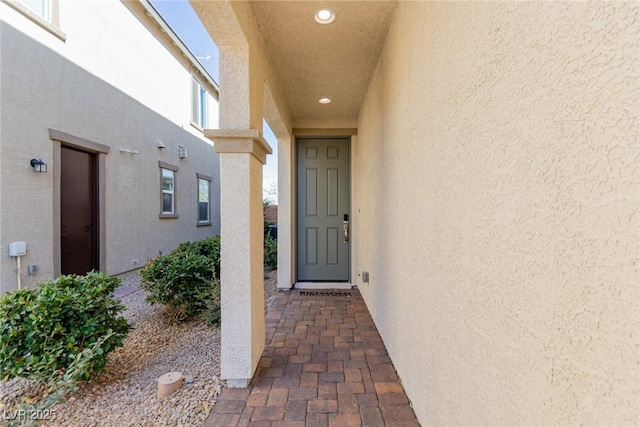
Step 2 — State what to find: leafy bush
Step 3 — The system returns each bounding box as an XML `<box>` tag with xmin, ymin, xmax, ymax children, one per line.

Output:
<box><xmin>0</xmin><ymin>271</ymin><xmax>132</xmax><ymax>384</ymax></box>
<box><xmin>264</xmin><ymin>235</ymin><xmax>278</xmax><ymax>270</ymax></box>
<box><xmin>140</xmin><ymin>236</ymin><xmax>220</xmax><ymax>320</ymax></box>
<box><xmin>205</xmin><ymin>279</ymin><xmax>222</xmax><ymax>326</ymax></box>
<box><xmin>174</xmin><ymin>235</ymin><xmax>221</xmax><ymax>280</ymax></box>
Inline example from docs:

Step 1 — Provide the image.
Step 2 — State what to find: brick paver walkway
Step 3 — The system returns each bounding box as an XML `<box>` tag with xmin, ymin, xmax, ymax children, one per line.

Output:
<box><xmin>204</xmin><ymin>289</ymin><xmax>420</xmax><ymax>426</ymax></box>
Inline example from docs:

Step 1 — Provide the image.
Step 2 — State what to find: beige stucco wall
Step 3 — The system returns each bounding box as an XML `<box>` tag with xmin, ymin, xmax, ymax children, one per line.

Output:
<box><xmin>0</xmin><ymin>1</ymin><xmax>220</xmax><ymax>292</ymax></box>
<box><xmin>191</xmin><ymin>0</ymin><xmax>294</xmax><ymax>383</ymax></box>
<box><xmin>355</xmin><ymin>2</ymin><xmax>639</xmax><ymax>425</ymax></box>
<box><xmin>192</xmin><ymin>0</ymin><xmax>295</xmax><ymax>289</ymax></box>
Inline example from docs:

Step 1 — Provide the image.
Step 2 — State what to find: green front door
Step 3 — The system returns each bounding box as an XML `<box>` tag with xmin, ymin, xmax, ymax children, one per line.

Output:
<box><xmin>297</xmin><ymin>137</ymin><xmax>350</xmax><ymax>281</ymax></box>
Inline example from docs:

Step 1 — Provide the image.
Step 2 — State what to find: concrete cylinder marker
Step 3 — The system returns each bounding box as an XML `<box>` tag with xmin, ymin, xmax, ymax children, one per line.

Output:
<box><xmin>157</xmin><ymin>371</ymin><xmax>183</xmax><ymax>398</ymax></box>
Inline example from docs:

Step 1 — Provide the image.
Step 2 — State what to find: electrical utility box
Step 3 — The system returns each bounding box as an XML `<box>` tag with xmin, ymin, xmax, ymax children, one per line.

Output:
<box><xmin>8</xmin><ymin>241</ymin><xmax>27</xmax><ymax>257</ymax></box>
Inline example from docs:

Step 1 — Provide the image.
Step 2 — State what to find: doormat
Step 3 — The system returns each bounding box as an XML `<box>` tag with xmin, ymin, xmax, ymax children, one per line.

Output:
<box><xmin>298</xmin><ymin>290</ymin><xmax>353</xmax><ymax>298</ymax></box>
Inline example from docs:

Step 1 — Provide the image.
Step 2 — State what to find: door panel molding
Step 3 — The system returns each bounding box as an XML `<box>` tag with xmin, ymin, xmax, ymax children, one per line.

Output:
<box><xmin>296</xmin><ymin>137</ymin><xmax>350</xmax><ymax>282</ymax></box>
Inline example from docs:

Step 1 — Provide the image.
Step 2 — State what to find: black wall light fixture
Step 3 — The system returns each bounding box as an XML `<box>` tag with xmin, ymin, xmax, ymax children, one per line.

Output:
<box><xmin>30</xmin><ymin>158</ymin><xmax>47</xmax><ymax>173</ymax></box>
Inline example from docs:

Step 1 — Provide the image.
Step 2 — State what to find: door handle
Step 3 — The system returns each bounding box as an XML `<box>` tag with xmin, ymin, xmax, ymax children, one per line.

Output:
<box><xmin>343</xmin><ymin>214</ymin><xmax>349</xmax><ymax>244</ymax></box>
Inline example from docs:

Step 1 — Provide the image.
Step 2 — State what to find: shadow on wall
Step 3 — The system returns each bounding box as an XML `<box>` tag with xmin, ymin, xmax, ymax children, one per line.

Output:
<box><xmin>0</xmin><ymin>22</ymin><xmax>221</xmax><ymax>285</ymax></box>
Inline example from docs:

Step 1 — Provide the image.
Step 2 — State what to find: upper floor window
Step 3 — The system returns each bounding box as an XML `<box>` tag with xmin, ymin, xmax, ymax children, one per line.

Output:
<box><xmin>18</xmin><ymin>0</ymin><xmax>50</xmax><ymax>21</ymax></box>
<box><xmin>3</xmin><ymin>0</ymin><xmax>65</xmax><ymax>39</ymax></box>
<box><xmin>191</xmin><ymin>78</ymin><xmax>208</xmax><ymax>130</ymax></box>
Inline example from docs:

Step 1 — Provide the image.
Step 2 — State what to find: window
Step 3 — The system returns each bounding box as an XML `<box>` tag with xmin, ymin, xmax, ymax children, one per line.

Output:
<box><xmin>162</xmin><ymin>169</ymin><xmax>174</xmax><ymax>213</ymax></box>
<box><xmin>3</xmin><ymin>0</ymin><xmax>65</xmax><ymax>40</ymax></box>
<box><xmin>197</xmin><ymin>174</ymin><xmax>212</xmax><ymax>225</ymax></box>
<box><xmin>159</xmin><ymin>161</ymin><xmax>179</xmax><ymax>218</ymax></box>
<box><xmin>191</xmin><ymin>78</ymin><xmax>208</xmax><ymax>129</ymax></box>
<box><xmin>18</xmin><ymin>0</ymin><xmax>50</xmax><ymax>20</ymax></box>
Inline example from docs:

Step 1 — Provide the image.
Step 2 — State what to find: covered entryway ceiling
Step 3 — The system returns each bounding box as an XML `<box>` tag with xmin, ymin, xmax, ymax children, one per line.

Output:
<box><xmin>250</xmin><ymin>1</ymin><xmax>398</xmax><ymax>126</ymax></box>
<box><xmin>250</xmin><ymin>1</ymin><xmax>397</xmax><ymax>125</ymax></box>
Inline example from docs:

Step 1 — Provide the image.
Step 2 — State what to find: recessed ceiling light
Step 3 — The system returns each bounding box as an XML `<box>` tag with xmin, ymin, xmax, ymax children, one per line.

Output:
<box><xmin>319</xmin><ymin>97</ymin><xmax>331</xmax><ymax>104</ymax></box>
<box><xmin>315</xmin><ymin>9</ymin><xmax>336</xmax><ymax>24</ymax></box>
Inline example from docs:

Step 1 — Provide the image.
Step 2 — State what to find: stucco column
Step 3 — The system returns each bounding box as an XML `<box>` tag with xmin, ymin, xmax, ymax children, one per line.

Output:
<box><xmin>207</xmin><ymin>129</ymin><xmax>271</xmax><ymax>388</ymax></box>
<box><xmin>277</xmin><ymin>134</ymin><xmax>294</xmax><ymax>289</ymax></box>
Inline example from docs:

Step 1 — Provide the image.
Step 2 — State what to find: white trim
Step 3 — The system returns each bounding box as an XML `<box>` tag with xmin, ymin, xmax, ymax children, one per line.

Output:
<box><xmin>138</xmin><ymin>0</ymin><xmax>218</xmax><ymax>96</ymax></box>
<box><xmin>2</xmin><ymin>0</ymin><xmax>66</xmax><ymax>41</ymax></box>
<box><xmin>191</xmin><ymin>77</ymin><xmax>208</xmax><ymax>129</ymax></box>
<box><xmin>294</xmin><ymin>282</ymin><xmax>353</xmax><ymax>290</ymax></box>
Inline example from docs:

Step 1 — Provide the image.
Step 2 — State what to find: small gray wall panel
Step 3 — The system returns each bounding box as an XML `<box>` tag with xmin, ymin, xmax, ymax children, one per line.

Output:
<box><xmin>306</xmin><ymin>228</ymin><xmax>318</xmax><ymax>265</ymax></box>
<box><xmin>327</xmin><ymin>227</ymin><xmax>339</xmax><ymax>265</ymax></box>
<box><xmin>306</xmin><ymin>168</ymin><xmax>317</xmax><ymax>216</ymax></box>
<box><xmin>327</xmin><ymin>168</ymin><xmax>339</xmax><ymax>216</ymax></box>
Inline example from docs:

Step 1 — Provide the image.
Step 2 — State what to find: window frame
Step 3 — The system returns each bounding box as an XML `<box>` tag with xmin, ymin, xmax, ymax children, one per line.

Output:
<box><xmin>2</xmin><ymin>0</ymin><xmax>66</xmax><ymax>40</ymax></box>
<box><xmin>21</xmin><ymin>0</ymin><xmax>50</xmax><ymax>21</ymax></box>
<box><xmin>159</xmin><ymin>161</ymin><xmax>179</xmax><ymax>219</ymax></box>
<box><xmin>196</xmin><ymin>173</ymin><xmax>212</xmax><ymax>226</ymax></box>
<box><xmin>191</xmin><ymin>77</ymin><xmax>208</xmax><ymax>131</ymax></box>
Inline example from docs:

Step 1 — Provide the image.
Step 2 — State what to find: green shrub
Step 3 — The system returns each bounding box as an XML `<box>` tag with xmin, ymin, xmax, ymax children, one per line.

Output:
<box><xmin>264</xmin><ymin>221</ymin><xmax>273</xmax><ymax>238</ymax></box>
<box><xmin>205</xmin><ymin>279</ymin><xmax>222</xmax><ymax>326</ymax></box>
<box><xmin>264</xmin><ymin>235</ymin><xmax>277</xmax><ymax>270</ymax></box>
<box><xmin>173</xmin><ymin>235</ymin><xmax>221</xmax><ymax>280</ymax></box>
<box><xmin>140</xmin><ymin>236</ymin><xmax>220</xmax><ymax>320</ymax></box>
<box><xmin>0</xmin><ymin>271</ymin><xmax>132</xmax><ymax>384</ymax></box>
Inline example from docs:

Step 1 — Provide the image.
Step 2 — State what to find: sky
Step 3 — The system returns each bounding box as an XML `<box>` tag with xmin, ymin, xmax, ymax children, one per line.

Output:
<box><xmin>150</xmin><ymin>0</ymin><xmax>279</xmax><ymax>204</ymax></box>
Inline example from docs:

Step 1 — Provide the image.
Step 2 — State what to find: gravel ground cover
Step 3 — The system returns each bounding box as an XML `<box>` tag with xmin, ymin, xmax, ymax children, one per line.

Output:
<box><xmin>1</xmin><ymin>269</ymin><xmax>279</xmax><ymax>427</ymax></box>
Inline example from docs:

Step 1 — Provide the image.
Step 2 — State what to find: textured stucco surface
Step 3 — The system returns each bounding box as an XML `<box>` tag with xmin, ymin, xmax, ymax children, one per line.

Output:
<box><xmin>194</xmin><ymin>0</ymin><xmax>295</xmax><ymax>289</ymax></box>
<box><xmin>193</xmin><ymin>0</ymin><xmax>294</xmax><ymax>384</ymax></box>
<box><xmin>0</xmin><ymin>1</ymin><xmax>220</xmax><ymax>291</ymax></box>
<box><xmin>249</xmin><ymin>0</ymin><xmax>397</xmax><ymax>125</ymax></box>
<box><xmin>218</xmin><ymin>151</ymin><xmax>265</xmax><ymax>385</ymax></box>
<box><xmin>355</xmin><ymin>2</ymin><xmax>639</xmax><ymax>425</ymax></box>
